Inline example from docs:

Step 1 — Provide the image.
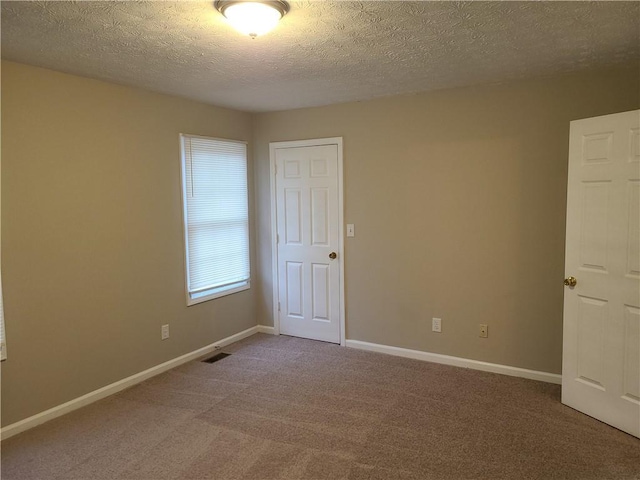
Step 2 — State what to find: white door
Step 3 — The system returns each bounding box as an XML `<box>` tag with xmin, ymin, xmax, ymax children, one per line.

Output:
<box><xmin>273</xmin><ymin>141</ymin><xmax>342</xmax><ymax>344</ymax></box>
<box><xmin>562</xmin><ymin>110</ymin><xmax>640</xmax><ymax>438</ymax></box>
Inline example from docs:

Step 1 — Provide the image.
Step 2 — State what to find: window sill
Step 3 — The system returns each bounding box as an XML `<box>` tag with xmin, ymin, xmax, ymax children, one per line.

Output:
<box><xmin>187</xmin><ymin>281</ymin><xmax>250</xmax><ymax>306</ymax></box>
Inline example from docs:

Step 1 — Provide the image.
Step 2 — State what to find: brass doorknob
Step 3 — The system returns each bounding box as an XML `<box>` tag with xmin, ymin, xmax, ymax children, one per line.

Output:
<box><xmin>564</xmin><ymin>276</ymin><xmax>577</xmax><ymax>287</ymax></box>
<box><xmin>329</xmin><ymin>252</ymin><xmax>337</xmax><ymax>260</ymax></box>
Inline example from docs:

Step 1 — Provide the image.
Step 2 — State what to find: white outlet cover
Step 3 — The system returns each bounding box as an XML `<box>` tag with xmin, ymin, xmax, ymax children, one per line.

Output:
<box><xmin>479</xmin><ymin>324</ymin><xmax>488</xmax><ymax>337</ymax></box>
<box><xmin>432</xmin><ymin>317</ymin><xmax>442</xmax><ymax>333</ymax></box>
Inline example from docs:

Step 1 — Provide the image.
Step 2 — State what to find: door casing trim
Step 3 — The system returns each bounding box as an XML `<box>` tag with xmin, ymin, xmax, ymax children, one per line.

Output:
<box><xmin>269</xmin><ymin>137</ymin><xmax>345</xmax><ymax>346</ymax></box>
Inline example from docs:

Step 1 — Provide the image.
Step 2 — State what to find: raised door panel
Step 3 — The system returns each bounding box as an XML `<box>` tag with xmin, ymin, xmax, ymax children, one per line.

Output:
<box><xmin>623</xmin><ymin>306</ymin><xmax>640</xmax><ymax>405</ymax></box>
<box><xmin>629</xmin><ymin>128</ymin><xmax>640</xmax><ymax>163</ymax></box>
<box><xmin>284</xmin><ymin>189</ymin><xmax>303</xmax><ymax>245</ymax></box>
<box><xmin>626</xmin><ymin>181</ymin><xmax>640</xmax><ymax>278</ymax></box>
<box><xmin>311</xmin><ymin>263</ymin><xmax>330</xmax><ymax>322</ymax></box>
<box><xmin>286</xmin><ymin>262</ymin><xmax>304</xmax><ymax>319</ymax></box>
<box><xmin>576</xmin><ymin>296</ymin><xmax>607</xmax><ymax>390</ymax></box>
<box><xmin>579</xmin><ymin>182</ymin><xmax>610</xmax><ymax>272</ymax></box>
<box><xmin>284</xmin><ymin>160</ymin><xmax>302</xmax><ymax>179</ymax></box>
<box><xmin>582</xmin><ymin>132</ymin><xmax>613</xmax><ymax>165</ymax></box>
<box><xmin>311</xmin><ymin>188</ymin><xmax>329</xmax><ymax>247</ymax></box>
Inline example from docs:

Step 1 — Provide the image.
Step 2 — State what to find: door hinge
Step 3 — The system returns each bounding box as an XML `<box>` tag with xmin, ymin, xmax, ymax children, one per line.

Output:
<box><xmin>274</xmin><ymin>164</ymin><xmax>277</xmax><ymax>175</ymax></box>
<box><xmin>277</xmin><ymin>233</ymin><xmax>279</xmax><ymax>244</ymax></box>
<box><xmin>278</xmin><ymin>302</ymin><xmax>281</xmax><ymax>312</ymax></box>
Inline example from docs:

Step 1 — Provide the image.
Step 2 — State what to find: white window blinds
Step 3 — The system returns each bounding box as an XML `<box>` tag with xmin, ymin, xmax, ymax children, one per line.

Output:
<box><xmin>181</xmin><ymin>135</ymin><xmax>250</xmax><ymax>304</ymax></box>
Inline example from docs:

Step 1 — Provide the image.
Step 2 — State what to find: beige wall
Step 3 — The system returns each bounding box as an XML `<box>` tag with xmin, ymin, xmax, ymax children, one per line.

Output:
<box><xmin>253</xmin><ymin>66</ymin><xmax>639</xmax><ymax>375</ymax></box>
<box><xmin>0</xmin><ymin>61</ymin><xmax>256</xmax><ymax>426</ymax></box>
<box><xmin>2</xmin><ymin>60</ymin><xmax>638</xmax><ymax>427</ymax></box>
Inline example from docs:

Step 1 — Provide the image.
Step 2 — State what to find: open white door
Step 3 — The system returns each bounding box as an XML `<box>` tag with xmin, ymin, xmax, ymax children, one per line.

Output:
<box><xmin>271</xmin><ymin>138</ymin><xmax>344</xmax><ymax>344</ymax></box>
<box><xmin>562</xmin><ymin>110</ymin><xmax>640</xmax><ymax>437</ymax></box>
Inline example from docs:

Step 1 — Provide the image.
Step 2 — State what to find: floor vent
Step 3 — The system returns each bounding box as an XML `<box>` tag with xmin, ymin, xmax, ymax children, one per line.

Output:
<box><xmin>202</xmin><ymin>352</ymin><xmax>231</xmax><ymax>364</ymax></box>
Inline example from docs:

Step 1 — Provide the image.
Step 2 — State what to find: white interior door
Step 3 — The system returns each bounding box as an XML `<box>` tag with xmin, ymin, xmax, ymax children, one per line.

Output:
<box><xmin>562</xmin><ymin>110</ymin><xmax>640</xmax><ymax>437</ymax></box>
<box><xmin>273</xmin><ymin>141</ymin><xmax>342</xmax><ymax>344</ymax></box>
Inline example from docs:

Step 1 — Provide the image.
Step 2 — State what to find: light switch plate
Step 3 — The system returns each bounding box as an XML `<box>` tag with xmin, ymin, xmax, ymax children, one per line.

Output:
<box><xmin>347</xmin><ymin>224</ymin><xmax>355</xmax><ymax>237</ymax></box>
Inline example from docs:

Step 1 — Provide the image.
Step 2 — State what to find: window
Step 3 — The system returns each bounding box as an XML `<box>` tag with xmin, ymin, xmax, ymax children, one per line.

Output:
<box><xmin>180</xmin><ymin>134</ymin><xmax>250</xmax><ymax>305</ymax></box>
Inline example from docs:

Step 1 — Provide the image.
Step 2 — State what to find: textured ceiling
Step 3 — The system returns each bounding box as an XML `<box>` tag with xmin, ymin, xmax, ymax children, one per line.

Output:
<box><xmin>1</xmin><ymin>1</ymin><xmax>638</xmax><ymax>112</ymax></box>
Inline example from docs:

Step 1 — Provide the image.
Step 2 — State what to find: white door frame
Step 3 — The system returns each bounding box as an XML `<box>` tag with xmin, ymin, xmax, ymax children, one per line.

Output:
<box><xmin>269</xmin><ymin>137</ymin><xmax>345</xmax><ymax>346</ymax></box>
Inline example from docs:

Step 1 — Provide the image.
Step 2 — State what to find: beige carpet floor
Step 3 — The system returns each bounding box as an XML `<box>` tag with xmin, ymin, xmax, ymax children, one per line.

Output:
<box><xmin>2</xmin><ymin>333</ymin><xmax>639</xmax><ymax>480</ymax></box>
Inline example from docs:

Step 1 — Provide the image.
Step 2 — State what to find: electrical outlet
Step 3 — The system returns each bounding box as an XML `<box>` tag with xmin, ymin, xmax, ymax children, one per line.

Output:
<box><xmin>161</xmin><ymin>324</ymin><xmax>170</xmax><ymax>340</ymax></box>
<box><xmin>479</xmin><ymin>324</ymin><xmax>488</xmax><ymax>338</ymax></box>
<box><xmin>432</xmin><ymin>317</ymin><xmax>442</xmax><ymax>333</ymax></box>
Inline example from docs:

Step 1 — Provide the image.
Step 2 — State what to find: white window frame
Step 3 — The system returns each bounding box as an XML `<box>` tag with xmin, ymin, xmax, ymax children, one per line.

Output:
<box><xmin>179</xmin><ymin>134</ymin><xmax>250</xmax><ymax>306</ymax></box>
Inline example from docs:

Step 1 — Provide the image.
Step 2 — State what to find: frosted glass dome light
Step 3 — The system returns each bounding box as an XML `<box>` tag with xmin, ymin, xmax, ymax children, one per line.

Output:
<box><xmin>215</xmin><ymin>1</ymin><xmax>290</xmax><ymax>38</ymax></box>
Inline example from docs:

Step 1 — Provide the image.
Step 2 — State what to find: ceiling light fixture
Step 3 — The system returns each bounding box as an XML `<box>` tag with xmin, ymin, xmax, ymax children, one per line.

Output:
<box><xmin>214</xmin><ymin>1</ymin><xmax>290</xmax><ymax>39</ymax></box>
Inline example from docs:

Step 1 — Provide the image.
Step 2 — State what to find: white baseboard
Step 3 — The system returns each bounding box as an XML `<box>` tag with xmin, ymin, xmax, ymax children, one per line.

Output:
<box><xmin>256</xmin><ymin>325</ymin><xmax>276</xmax><ymax>334</ymax></box>
<box><xmin>2</xmin><ymin>329</ymin><xmax>560</xmax><ymax>441</ymax></box>
<box><xmin>1</xmin><ymin>325</ymin><xmax>261</xmax><ymax>441</ymax></box>
<box><xmin>345</xmin><ymin>339</ymin><xmax>562</xmax><ymax>385</ymax></box>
